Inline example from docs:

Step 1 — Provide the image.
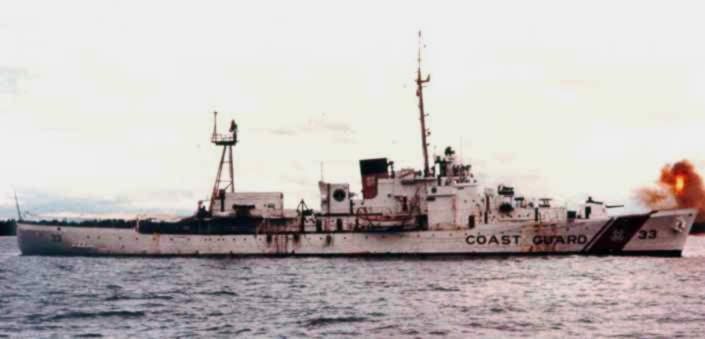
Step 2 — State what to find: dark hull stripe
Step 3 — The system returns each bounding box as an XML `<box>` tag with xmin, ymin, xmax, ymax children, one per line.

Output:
<box><xmin>18</xmin><ymin>250</ymin><xmax>683</xmax><ymax>258</ymax></box>
<box><xmin>586</xmin><ymin>213</ymin><xmax>652</xmax><ymax>254</ymax></box>
<box><xmin>690</xmin><ymin>222</ymin><xmax>705</xmax><ymax>235</ymax></box>
<box><xmin>581</xmin><ymin>218</ymin><xmax>614</xmax><ymax>252</ymax></box>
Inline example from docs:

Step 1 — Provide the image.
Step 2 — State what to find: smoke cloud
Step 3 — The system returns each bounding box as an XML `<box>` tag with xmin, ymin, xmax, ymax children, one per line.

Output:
<box><xmin>637</xmin><ymin>160</ymin><xmax>705</xmax><ymax>222</ymax></box>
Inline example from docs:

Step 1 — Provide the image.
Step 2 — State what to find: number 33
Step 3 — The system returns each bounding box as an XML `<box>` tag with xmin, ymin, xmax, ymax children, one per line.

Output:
<box><xmin>637</xmin><ymin>230</ymin><xmax>657</xmax><ymax>239</ymax></box>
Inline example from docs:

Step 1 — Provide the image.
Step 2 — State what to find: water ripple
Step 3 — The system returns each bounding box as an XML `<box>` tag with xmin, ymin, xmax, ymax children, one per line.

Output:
<box><xmin>1</xmin><ymin>236</ymin><xmax>705</xmax><ymax>338</ymax></box>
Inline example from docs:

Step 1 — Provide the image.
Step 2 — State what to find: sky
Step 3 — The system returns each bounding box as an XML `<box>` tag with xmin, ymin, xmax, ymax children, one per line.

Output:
<box><xmin>1</xmin><ymin>0</ymin><xmax>705</xmax><ymax>219</ymax></box>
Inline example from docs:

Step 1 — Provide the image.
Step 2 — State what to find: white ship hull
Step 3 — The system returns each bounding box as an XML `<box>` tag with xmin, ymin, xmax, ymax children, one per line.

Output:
<box><xmin>16</xmin><ymin>209</ymin><xmax>696</xmax><ymax>257</ymax></box>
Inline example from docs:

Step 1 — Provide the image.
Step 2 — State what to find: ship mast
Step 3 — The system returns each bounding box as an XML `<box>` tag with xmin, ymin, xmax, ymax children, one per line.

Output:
<box><xmin>209</xmin><ymin>111</ymin><xmax>238</xmax><ymax>212</ymax></box>
<box><xmin>416</xmin><ymin>31</ymin><xmax>431</xmax><ymax>177</ymax></box>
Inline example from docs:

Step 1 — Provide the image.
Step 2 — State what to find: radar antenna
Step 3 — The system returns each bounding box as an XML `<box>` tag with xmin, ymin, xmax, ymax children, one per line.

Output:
<box><xmin>209</xmin><ymin>111</ymin><xmax>238</xmax><ymax>212</ymax></box>
<box><xmin>416</xmin><ymin>31</ymin><xmax>431</xmax><ymax>177</ymax></box>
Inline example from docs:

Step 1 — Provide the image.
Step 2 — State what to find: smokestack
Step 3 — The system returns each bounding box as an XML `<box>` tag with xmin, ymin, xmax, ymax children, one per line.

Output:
<box><xmin>359</xmin><ymin>158</ymin><xmax>389</xmax><ymax>199</ymax></box>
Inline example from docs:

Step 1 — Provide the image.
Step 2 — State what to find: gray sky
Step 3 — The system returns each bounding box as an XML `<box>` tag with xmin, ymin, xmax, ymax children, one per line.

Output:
<box><xmin>1</xmin><ymin>0</ymin><xmax>705</xmax><ymax>219</ymax></box>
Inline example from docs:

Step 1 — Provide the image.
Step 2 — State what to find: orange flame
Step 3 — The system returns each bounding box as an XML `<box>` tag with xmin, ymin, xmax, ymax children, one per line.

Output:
<box><xmin>675</xmin><ymin>175</ymin><xmax>685</xmax><ymax>194</ymax></box>
<box><xmin>638</xmin><ymin>160</ymin><xmax>705</xmax><ymax>222</ymax></box>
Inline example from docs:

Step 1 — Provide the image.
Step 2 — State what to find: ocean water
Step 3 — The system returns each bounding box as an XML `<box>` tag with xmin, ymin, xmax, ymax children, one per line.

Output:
<box><xmin>1</xmin><ymin>236</ymin><xmax>704</xmax><ymax>338</ymax></box>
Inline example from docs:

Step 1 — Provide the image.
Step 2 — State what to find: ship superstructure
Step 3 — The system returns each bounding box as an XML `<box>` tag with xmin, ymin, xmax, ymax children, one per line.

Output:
<box><xmin>318</xmin><ymin>32</ymin><xmax>575</xmax><ymax>234</ymax></box>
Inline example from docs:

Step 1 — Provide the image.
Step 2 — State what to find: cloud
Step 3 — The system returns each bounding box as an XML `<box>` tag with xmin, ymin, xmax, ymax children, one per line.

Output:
<box><xmin>0</xmin><ymin>67</ymin><xmax>27</xmax><ymax>95</ymax></box>
<box><xmin>1</xmin><ymin>0</ymin><xmax>704</xmax><ymax>218</ymax></box>
<box><xmin>262</xmin><ymin>114</ymin><xmax>355</xmax><ymax>137</ymax></box>
<box><xmin>267</xmin><ymin>128</ymin><xmax>296</xmax><ymax>136</ymax></box>
<box><xmin>0</xmin><ymin>189</ymin><xmax>195</xmax><ymax>220</ymax></box>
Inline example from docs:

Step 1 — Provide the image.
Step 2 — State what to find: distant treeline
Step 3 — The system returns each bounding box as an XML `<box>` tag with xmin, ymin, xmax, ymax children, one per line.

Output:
<box><xmin>21</xmin><ymin>219</ymin><xmax>137</xmax><ymax>229</ymax></box>
<box><xmin>0</xmin><ymin>219</ymin><xmax>17</xmax><ymax>236</ymax></box>
<box><xmin>15</xmin><ymin>216</ymin><xmax>265</xmax><ymax>235</ymax></box>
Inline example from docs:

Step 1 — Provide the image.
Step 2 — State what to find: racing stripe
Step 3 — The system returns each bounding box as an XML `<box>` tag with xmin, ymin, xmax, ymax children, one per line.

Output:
<box><xmin>586</xmin><ymin>213</ymin><xmax>652</xmax><ymax>254</ymax></box>
<box><xmin>581</xmin><ymin>218</ymin><xmax>614</xmax><ymax>252</ymax></box>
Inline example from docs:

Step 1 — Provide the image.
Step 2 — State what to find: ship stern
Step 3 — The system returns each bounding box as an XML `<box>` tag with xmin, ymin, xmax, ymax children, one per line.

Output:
<box><xmin>16</xmin><ymin>223</ymin><xmax>91</xmax><ymax>256</ymax></box>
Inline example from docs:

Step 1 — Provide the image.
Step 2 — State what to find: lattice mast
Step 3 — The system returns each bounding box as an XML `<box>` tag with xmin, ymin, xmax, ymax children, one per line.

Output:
<box><xmin>416</xmin><ymin>31</ymin><xmax>432</xmax><ymax>177</ymax></box>
<box><xmin>209</xmin><ymin>111</ymin><xmax>238</xmax><ymax>212</ymax></box>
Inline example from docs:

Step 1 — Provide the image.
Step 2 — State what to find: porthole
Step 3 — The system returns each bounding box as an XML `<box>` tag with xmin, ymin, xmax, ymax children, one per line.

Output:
<box><xmin>333</xmin><ymin>189</ymin><xmax>346</xmax><ymax>202</ymax></box>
